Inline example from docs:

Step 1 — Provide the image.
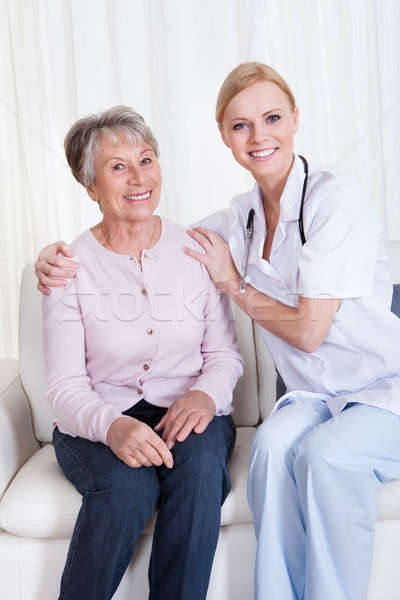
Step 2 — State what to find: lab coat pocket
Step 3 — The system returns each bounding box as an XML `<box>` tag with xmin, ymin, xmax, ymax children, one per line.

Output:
<box><xmin>274</xmin><ymin>347</ymin><xmax>326</xmax><ymax>394</ymax></box>
<box><xmin>313</xmin><ymin>323</ymin><xmax>375</xmax><ymax>394</ymax></box>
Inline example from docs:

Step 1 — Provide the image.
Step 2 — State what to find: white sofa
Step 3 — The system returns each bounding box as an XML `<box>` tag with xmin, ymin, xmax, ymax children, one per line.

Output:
<box><xmin>1</xmin><ymin>243</ymin><xmax>400</xmax><ymax>600</ymax></box>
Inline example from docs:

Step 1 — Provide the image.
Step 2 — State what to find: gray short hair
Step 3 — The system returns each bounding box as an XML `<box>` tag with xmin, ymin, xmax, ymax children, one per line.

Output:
<box><xmin>64</xmin><ymin>105</ymin><xmax>160</xmax><ymax>186</ymax></box>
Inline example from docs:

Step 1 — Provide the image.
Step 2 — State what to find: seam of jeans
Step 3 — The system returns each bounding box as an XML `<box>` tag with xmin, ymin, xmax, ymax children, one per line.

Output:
<box><xmin>53</xmin><ymin>434</ymin><xmax>95</xmax><ymax>492</ymax></box>
<box><xmin>59</xmin><ymin>493</ymin><xmax>87</xmax><ymax>599</ymax></box>
<box><xmin>150</xmin><ymin>480</ymin><xmax>164</xmax><ymax>596</ymax></box>
<box><xmin>149</xmin><ymin>519</ymin><xmax>158</xmax><ymax>596</ymax></box>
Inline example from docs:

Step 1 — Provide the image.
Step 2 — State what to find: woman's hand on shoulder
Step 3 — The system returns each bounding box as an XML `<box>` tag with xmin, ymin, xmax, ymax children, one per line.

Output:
<box><xmin>184</xmin><ymin>227</ymin><xmax>239</xmax><ymax>291</ymax></box>
<box><xmin>154</xmin><ymin>390</ymin><xmax>216</xmax><ymax>450</ymax></box>
<box><xmin>35</xmin><ymin>241</ymin><xmax>79</xmax><ymax>295</ymax></box>
<box><xmin>106</xmin><ymin>416</ymin><xmax>174</xmax><ymax>469</ymax></box>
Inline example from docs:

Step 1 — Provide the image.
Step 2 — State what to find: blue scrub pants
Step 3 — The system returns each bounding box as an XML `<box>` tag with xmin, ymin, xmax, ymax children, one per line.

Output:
<box><xmin>247</xmin><ymin>394</ymin><xmax>400</xmax><ymax>600</ymax></box>
<box><xmin>53</xmin><ymin>400</ymin><xmax>236</xmax><ymax>600</ymax></box>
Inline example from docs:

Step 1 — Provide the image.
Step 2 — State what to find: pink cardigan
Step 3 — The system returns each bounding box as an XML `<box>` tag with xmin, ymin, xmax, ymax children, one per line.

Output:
<box><xmin>43</xmin><ymin>218</ymin><xmax>243</xmax><ymax>445</ymax></box>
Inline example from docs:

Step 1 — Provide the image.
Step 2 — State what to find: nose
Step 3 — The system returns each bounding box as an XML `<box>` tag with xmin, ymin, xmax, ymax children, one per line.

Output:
<box><xmin>127</xmin><ymin>166</ymin><xmax>146</xmax><ymax>186</ymax></box>
<box><xmin>249</xmin><ymin>121</ymin><xmax>268</xmax><ymax>145</ymax></box>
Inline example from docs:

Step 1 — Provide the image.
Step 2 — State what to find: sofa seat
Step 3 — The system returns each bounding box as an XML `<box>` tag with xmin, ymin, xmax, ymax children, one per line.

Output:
<box><xmin>2</xmin><ymin>423</ymin><xmax>400</xmax><ymax>543</ymax></box>
<box><xmin>0</xmin><ymin>426</ymin><xmax>256</xmax><ymax>540</ymax></box>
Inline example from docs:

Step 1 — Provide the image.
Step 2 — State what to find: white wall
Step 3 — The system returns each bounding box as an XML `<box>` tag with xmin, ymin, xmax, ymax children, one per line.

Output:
<box><xmin>1</xmin><ymin>0</ymin><xmax>399</xmax><ymax>358</ymax></box>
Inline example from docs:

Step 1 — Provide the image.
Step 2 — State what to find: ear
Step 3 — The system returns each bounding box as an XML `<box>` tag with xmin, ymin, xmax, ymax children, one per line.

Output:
<box><xmin>218</xmin><ymin>124</ymin><xmax>231</xmax><ymax>149</ymax></box>
<box><xmin>85</xmin><ymin>186</ymin><xmax>98</xmax><ymax>203</ymax></box>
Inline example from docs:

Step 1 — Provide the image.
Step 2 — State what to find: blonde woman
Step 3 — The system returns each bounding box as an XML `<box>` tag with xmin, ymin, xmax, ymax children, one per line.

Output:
<box><xmin>35</xmin><ymin>64</ymin><xmax>400</xmax><ymax>600</ymax></box>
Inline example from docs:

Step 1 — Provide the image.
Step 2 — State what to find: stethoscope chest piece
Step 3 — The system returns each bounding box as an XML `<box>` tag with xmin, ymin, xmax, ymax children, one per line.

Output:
<box><xmin>239</xmin><ymin>208</ymin><xmax>255</xmax><ymax>293</ymax></box>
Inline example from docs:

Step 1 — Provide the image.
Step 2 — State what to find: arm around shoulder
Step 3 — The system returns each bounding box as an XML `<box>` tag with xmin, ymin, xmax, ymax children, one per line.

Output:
<box><xmin>36</xmin><ymin>241</ymin><xmax>79</xmax><ymax>295</ymax></box>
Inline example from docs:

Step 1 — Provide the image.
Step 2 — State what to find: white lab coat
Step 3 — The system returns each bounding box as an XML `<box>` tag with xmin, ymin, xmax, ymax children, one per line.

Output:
<box><xmin>196</xmin><ymin>153</ymin><xmax>400</xmax><ymax>417</ymax></box>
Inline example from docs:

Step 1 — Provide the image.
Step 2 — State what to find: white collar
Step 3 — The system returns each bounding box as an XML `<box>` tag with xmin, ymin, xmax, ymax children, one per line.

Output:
<box><xmin>230</xmin><ymin>153</ymin><xmax>308</xmax><ymax>231</ymax></box>
<box><xmin>279</xmin><ymin>154</ymin><xmax>308</xmax><ymax>222</ymax></box>
<box><xmin>226</xmin><ymin>154</ymin><xmax>308</xmax><ymax>291</ymax></box>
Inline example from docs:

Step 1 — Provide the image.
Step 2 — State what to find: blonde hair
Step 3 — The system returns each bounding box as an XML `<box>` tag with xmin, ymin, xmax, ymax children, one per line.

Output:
<box><xmin>216</xmin><ymin>62</ymin><xmax>296</xmax><ymax>127</ymax></box>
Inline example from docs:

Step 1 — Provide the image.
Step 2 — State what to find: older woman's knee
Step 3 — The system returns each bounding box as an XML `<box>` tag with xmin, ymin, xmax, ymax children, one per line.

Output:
<box><xmin>178</xmin><ymin>447</ymin><xmax>223</xmax><ymax>479</ymax></box>
<box><xmin>93</xmin><ymin>461</ymin><xmax>159</xmax><ymax>500</ymax></box>
<box><xmin>171</xmin><ymin>446</ymin><xmax>229</xmax><ymax>503</ymax></box>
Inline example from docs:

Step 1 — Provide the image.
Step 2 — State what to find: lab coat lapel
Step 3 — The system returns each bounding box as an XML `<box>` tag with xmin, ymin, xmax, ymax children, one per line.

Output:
<box><xmin>227</xmin><ymin>154</ymin><xmax>308</xmax><ymax>298</ymax></box>
<box><xmin>268</xmin><ymin>154</ymin><xmax>307</xmax><ymax>260</ymax></box>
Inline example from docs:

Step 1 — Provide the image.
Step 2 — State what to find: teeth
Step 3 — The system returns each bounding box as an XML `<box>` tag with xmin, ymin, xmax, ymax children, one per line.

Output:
<box><xmin>124</xmin><ymin>191</ymin><xmax>151</xmax><ymax>201</ymax></box>
<box><xmin>250</xmin><ymin>148</ymin><xmax>276</xmax><ymax>158</ymax></box>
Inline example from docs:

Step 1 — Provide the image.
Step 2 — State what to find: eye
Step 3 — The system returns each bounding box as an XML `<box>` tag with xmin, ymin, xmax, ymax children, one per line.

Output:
<box><xmin>141</xmin><ymin>156</ymin><xmax>153</xmax><ymax>166</ymax></box>
<box><xmin>112</xmin><ymin>163</ymin><xmax>125</xmax><ymax>171</ymax></box>
<box><xmin>266</xmin><ymin>114</ymin><xmax>280</xmax><ymax>123</ymax></box>
<box><xmin>233</xmin><ymin>122</ymin><xmax>249</xmax><ymax>131</ymax></box>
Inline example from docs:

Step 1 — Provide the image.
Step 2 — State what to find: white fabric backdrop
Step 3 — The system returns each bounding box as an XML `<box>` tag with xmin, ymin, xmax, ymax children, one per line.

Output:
<box><xmin>1</xmin><ymin>0</ymin><xmax>399</xmax><ymax>358</ymax></box>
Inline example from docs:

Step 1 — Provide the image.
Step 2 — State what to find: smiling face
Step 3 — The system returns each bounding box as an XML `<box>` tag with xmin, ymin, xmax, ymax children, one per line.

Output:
<box><xmin>86</xmin><ymin>135</ymin><xmax>161</xmax><ymax>224</ymax></box>
<box><xmin>220</xmin><ymin>80</ymin><xmax>299</xmax><ymax>182</ymax></box>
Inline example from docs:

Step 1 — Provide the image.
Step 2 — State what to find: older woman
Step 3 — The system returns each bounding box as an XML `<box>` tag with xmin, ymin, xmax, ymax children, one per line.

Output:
<box><xmin>42</xmin><ymin>106</ymin><xmax>243</xmax><ymax>600</ymax></box>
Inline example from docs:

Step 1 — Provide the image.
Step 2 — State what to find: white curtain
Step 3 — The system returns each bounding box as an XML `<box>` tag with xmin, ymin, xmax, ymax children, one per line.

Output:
<box><xmin>1</xmin><ymin>0</ymin><xmax>399</xmax><ymax>358</ymax></box>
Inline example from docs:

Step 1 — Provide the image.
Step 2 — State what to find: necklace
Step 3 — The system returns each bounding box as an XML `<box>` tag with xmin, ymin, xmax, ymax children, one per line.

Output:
<box><xmin>100</xmin><ymin>217</ymin><xmax>157</xmax><ymax>262</ymax></box>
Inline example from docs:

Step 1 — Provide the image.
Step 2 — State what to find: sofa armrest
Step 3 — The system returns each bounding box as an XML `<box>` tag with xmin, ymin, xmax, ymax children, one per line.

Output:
<box><xmin>0</xmin><ymin>359</ymin><xmax>40</xmax><ymax>501</ymax></box>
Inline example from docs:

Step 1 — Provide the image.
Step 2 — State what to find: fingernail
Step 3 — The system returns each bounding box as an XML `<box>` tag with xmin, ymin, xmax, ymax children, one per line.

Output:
<box><xmin>167</xmin><ymin>441</ymin><xmax>173</xmax><ymax>450</ymax></box>
<box><xmin>167</xmin><ymin>460</ymin><xmax>173</xmax><ymax>468</ymax></box>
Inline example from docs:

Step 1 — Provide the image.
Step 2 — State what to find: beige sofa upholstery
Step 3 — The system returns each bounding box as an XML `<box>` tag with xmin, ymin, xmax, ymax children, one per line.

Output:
<box><xmin>1</xmin><ymin>243</ymin><xmax>400</xmax><ymax>599</ymax></box>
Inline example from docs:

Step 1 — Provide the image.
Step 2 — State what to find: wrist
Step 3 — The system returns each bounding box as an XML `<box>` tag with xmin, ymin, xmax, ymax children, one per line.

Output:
<box><xmin>189</xmin><ymin>389</ymin><xmax>216</xmax><ymax>411</ymax></box>
<box><xmin>219</xmin><ymin>274</ymin><xmax>240</xmax><ymax>296</ymax></box>
<box><xmin>106</xmin><ymin>415</ymin><xmax>133</xmax><ymax>443</ymax></box>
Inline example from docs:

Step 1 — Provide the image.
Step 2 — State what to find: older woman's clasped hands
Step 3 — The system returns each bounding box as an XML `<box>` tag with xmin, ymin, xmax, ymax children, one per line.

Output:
<box><xmin>154</xmin><ymin>389</ymin><xmax>216</xmax><ymax>449</ymax></box>
<box><xmin>108</xmin><ymin>388</ymin><xmax>216</xmax><ymax>469</ymax></box>
<box><xmin>106</xmin><ymin>414</ymin><xmax>174</xmax><ymax>468</ymax></box>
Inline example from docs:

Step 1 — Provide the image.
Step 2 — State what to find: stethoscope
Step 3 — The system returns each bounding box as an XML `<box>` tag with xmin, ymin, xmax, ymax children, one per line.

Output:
<box><xmin>239</xmin><ymin>154</ymin><xmax>309</xmax><ymax>293</ymax></box>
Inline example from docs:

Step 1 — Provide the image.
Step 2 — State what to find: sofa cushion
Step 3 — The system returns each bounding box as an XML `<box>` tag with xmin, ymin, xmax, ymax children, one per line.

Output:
<box><xmin>0</xmin><ymin>427</ymin><xmax>255</xmax><ymax>539</ymax></box>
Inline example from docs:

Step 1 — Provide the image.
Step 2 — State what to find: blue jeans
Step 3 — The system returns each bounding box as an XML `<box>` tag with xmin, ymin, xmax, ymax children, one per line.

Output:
<box><xmin>53</xmin><ymin>400</ymin><xmax>236</xmax><ymax>600</ymax></box>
